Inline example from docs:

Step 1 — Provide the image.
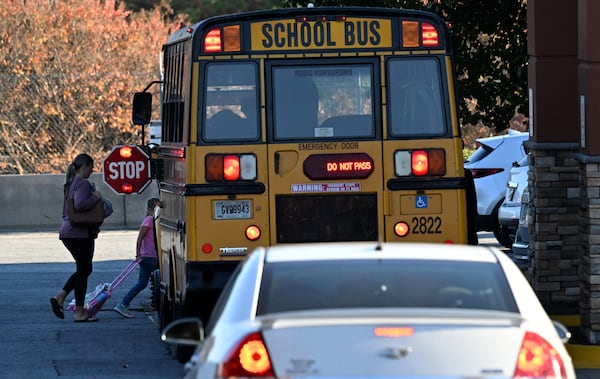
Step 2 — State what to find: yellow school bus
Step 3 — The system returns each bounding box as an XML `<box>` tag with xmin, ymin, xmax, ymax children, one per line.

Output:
<box><xmin>133</xmin><ymin>5</ymin><xmax>476</xmax><ymax>361</ymax></box>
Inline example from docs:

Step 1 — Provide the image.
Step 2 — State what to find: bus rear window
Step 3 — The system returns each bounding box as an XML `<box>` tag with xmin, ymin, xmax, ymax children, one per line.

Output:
<box><xmin>202</xmin><ymin>62</ymin><xmax>259</xmax><ymax>141</ymax></box>
<box><xmin>272</xmin><ymin>65</ymin><xmax>374</xmax><ymax>140</ymax></box>
<box><xmin>388</xmin><ymin>58</ymin><xmax>446</xmax><ymax>137</ymax></box>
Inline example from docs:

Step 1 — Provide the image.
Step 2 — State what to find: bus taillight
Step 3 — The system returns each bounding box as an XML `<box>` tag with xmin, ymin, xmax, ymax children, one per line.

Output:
<box><xmin>204</xmin><ymin>25</ymin><xmax>241</xmax><ymax>53</ymax></box>
<box><xmin>245</xmin><ymin>225</ymin><xmax>261</xmax><ymax>241</ymax></box>
<box><xmin>204</xmin><ymin>28</ymin><xmax>222</xmax><ymax>53</ymax></box>
<box><xmin>223</xmin><ymin>25</ymin><xmax>241</xmax><ymax>52</ymax></box>
<box><xmin>394</xmin><ymin>149</ymin><xmax>446</xmax><ymax>177</ymax></box>
<box><xmin>224</xmin><ymin>155</ymin><xmax>240</xmax><ymax>180</ymax></box>
<box><xmin>411</xmin><ymin>150</ymin><xmax>428</xmax><ymax>176</ymax></box>
<box><xmin>206</xmin><ymin>154</ymin><xmax>257</xmax><ymax>181</ymax></box>
<box><xmin>394</xmin><ymin>222</ymin><xmax>410</xmax><ymax>237</ymax></box>
<box><xmin>421</xmin><ymin>22</ymin><xmax>439</xmax><ymax>47</ymax></box>
<box><xmin>401</xmin><ymin>21</ymin><xmax>439</xmax><ymax>48</ymax></box>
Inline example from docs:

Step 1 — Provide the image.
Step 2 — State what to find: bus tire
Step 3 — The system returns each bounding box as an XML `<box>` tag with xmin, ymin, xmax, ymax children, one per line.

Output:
<box><xmin>150</xmin><ymin>269</ymin><xmax>160</xmax><ymax>311</ymax></box>
<box><xmin>158</xmin><ymin>292</ymin><xmax>172</xmax><ymax>333</ymax></box>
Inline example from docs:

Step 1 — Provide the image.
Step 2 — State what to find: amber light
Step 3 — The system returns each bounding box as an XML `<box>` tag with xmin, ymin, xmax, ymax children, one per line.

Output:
<box><xmin>402</xmin><ymin>21</ymin><xmax>419</xmax><ymax>48</ymax></box>
<box><xmin>119</xmin><ymin>146</ymin><xmax>133</xmax><ymax>159</ymax></box>
<box><xmin>411</xmin><ymin>150</ymin><xmax>428</xmax><ymax>176</ymax></box>
<box><xmin>204</xmin><ymin>28</ymin><xmax>222</xmax><ymax>53</ymax></box>
<box><xmin>394</xmin><ymin>222</ymin><xmax>409</xmax><ymax>237</ymax></box>
<box><xmin>206</xmin><ymin>154</ymin><xmax>224</xmax><ymax>181</ymax></box>
<box><xmin>245</xmin><ymin>225</ymin><xmax>261</xmax><ymax>241</ymax></box>
<box><xmin>374</xmin><ymin>327</ymin><xmax>414</xmax><ymax>337</ymax></box>
<box><xmin>427</xmin><ymin>149</ymin><xmax>446</xmax><ymax>175</ymax></box>
<box><xmin>220</xmin><ymin>332</ymin><xmax>274</xmax><ymax>377</ymax></box>
<box><xmin>223</xmin><ymin>25</ymin><xmax>241</xmax><ymax>52</ymax></box>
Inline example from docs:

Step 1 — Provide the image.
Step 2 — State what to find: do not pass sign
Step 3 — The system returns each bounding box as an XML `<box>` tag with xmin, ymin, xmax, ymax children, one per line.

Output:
<box><xmin>103</xmin><ymin>145</ymin><xmax>151</xmax><ymax>194</ymax></box>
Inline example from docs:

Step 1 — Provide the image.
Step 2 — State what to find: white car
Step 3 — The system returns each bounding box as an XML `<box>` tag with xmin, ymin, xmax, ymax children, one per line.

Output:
<box><xmin>465</xmin><ymin>130</ymin><xmax>529</xmax><ymax>248</ymax></box>
<box><xmin>162</xmin><ymin>242</ymin><xmax>574</xmax><ymax>379</ymax></box>
<box><xmin>499</xmin><ymin>154</ymin><xmax>530</xmax><ymax>246</ymax></box>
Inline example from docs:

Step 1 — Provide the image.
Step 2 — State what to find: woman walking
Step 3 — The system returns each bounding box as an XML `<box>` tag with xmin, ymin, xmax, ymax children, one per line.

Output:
<box><xmin>50</xmin><ymin>153</ymin><xmax>103</xmax><ymax>322</ymax></box>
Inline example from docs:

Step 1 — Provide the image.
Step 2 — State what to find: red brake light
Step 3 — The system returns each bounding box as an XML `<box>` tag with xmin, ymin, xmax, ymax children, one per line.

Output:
<box><xmin>220</xmin><ymin>332</ymin><xmax>274</xmax><ymax>377</ymax></box>
<box><xmin>421</xmin><ymin>22</ymin><xmax>439</xmax><ymax>47</ymax></box>
<box><xmin>223</xmin><ymin>155</ymin><xmax>240</xmax><ymax>181</ymax></box>
<box><xmin>468</xmin><ymin>168</ymin><xmax>504</xmax><ymax>179</ymax></box>
<box><xmin>514</xmin><ymin>331</ymin><xmax>567</xmax><ymax>378</ymax></box>
<box><xmin>204</xmin><ymin>28</ymin><xmax>222</xmax><ymax>53</ymax></box>
<box><xmin>411</xmin><ymin>150</ymin><xmax>428</xmax><ymax>176</ymax></box>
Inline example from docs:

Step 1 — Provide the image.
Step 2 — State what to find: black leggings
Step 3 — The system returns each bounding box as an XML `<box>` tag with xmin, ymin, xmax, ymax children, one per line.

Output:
<box><xmin>61</xmin><ymin>238</ymin><xmax>95</xmax><ymax>307</ymax></box>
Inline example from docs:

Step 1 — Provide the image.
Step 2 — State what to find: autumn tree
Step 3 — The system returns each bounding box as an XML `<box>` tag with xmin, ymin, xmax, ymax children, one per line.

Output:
<box><xmin>0</xmin><ymin>0</ymin><xmax>185</xmax><ymax>174</ymax></box>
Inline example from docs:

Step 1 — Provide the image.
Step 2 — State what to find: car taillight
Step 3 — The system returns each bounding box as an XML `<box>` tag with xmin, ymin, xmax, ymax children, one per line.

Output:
<box><xmin>513</xmin><ymin>331</ymin><xmax>567</xmax><ymax>379</ymax></box>
<box><xmin>220</xmin><ymin>332</ymin><xmax>274</xmax><ymax>378</ymax></box>
<box><xmin>468</xmin><ymin>168</ymin><xmax>504</xmax><ymax>179</ymax></box>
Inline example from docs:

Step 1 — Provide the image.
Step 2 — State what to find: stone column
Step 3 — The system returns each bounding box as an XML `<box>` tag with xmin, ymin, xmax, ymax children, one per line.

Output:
<box><xmin>577</xmin><ymin>0</ymin><xmax>600</xmax><ymax>343</ymax></box>
<box><xmin>527</xmin><ymin>0</ymin><xmax>580</xmax><ymax>311</ymax></box>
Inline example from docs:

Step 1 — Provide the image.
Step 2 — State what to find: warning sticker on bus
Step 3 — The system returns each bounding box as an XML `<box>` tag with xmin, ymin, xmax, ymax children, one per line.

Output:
<box><xmin>250</xmin><ymin>18</ymin><xmax>392</xmax><ymax>51</ymax></box>
<box><xmin>291</xmin><ymin>182</ymin><xmax>361</xmax><ymax>193</ymax></box>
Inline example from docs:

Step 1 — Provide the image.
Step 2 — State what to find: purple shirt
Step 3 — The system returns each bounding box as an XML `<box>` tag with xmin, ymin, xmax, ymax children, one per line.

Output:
<box><xmin>139</xmin><ymin>215</ymin><xmax>157</xmax><ymax>258</ymax></box>
<box><xmin>59</xmin><ymin>176</ymin><xmax>101</xmax><ymax>239</ymax></box>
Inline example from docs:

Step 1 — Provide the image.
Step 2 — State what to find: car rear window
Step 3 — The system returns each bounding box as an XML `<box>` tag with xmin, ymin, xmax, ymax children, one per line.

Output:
<box><xmin>465</xmin><ymin>144</ymin><xmax>493</xmax><ymax>164</ymax></box>
<box><xmin>256</xmin><ymin>259</ymin><xmax>518</xmax><ymax>315</ymax></box>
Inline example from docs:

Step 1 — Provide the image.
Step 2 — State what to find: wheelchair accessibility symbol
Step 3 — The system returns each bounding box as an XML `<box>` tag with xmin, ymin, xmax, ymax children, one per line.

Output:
<box><xmin>415</xmin><ymin>195</ymin><xmax>428</xmax><ymax>209</ymax></box>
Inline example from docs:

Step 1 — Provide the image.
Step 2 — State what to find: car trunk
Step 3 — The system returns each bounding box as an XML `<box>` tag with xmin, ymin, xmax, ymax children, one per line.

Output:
<box><xmin>261</xmin><ymin>309</ymin><xmax>523</xmax><ymax>378</ymax></box>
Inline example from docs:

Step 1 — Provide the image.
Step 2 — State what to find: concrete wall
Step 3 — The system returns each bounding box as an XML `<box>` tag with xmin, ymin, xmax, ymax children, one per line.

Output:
<box><xmin>0</xmin><ymin>173</ymin><xmax>160</xmax><ymax>232</ymax></box>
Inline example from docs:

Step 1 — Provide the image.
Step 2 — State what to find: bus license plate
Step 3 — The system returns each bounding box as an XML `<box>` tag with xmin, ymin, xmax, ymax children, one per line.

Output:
<box><xmin>214</xmin><ymin>200</ymin><xmax>252</xmax><ymax>220</ymax></box>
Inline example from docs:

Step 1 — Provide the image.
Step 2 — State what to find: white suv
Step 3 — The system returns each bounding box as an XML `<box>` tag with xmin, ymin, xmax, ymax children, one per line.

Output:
<box><xmin>464</xmin><ymin>130</ymin><xmax>529</xmax><ymax>248</ymax></box>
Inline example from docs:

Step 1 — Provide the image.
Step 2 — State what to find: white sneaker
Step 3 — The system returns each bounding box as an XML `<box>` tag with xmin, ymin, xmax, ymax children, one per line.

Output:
<box><xmin>113</xmin><ymin>303</ymin><xmax>133</xmax><ymax>318</ymax></box>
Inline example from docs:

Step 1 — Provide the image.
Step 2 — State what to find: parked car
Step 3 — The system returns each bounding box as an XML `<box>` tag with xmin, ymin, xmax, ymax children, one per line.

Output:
<box><xmin>162</xmin><ymin>242</ymin><xmax>574</xmax><ymax>379</ymax></box>
<box><xmin>511</xmin><ymin>188</ymin><xmax>531</xmax><ymax>270</ymax></box>
<box><xmin>464</xmin><ymin>130</ymin><xmax>529</xmax><ymax>248</ymax></box>
<box><xmin>498</xmin><ymin>153</ymin><xmax>530</xmax><ymax>246</ymax></box>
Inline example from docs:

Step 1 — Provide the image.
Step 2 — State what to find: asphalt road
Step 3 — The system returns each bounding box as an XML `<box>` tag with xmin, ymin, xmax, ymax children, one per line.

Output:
<box><xmin>2</xmin><ymin>230</ymin><xmax>595</xmax><ymax>379</ymax></box>
<box><xmin>0</xmin><ymin>229</ymin><xmax>186</xmax><ymax>379</ymax></box>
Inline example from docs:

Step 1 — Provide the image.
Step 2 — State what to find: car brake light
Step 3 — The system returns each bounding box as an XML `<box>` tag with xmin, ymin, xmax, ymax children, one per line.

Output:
<box><xmin>468</xmin><ymin>168</ymin><xmax>504</xmax><ymax>179</ymax></box>
<box><xmin>513</xmin><ymin>331</ymin><xmax>567</xmax><ymax>379</ymax></box>
<box><xmin>220</xmin><ymin>332</ymin><xmax>274</xmax><ymax>378</ymax></box>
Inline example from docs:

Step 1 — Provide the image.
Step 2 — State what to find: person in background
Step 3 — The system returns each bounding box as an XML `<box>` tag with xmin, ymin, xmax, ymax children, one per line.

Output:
<box><xmin>113</xmin><ymin>198</ymin><xmax>160</xmax><ymax>318</ymax></box>
<box><xmin>50</xmin><ymin>153</ymin><xmax>103</xmax><ymax>322</ymax></box>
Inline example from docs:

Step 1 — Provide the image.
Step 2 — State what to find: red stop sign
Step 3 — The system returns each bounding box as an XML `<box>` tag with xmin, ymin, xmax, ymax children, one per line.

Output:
<box><xmin>103</xmin><ymin>145</ymin><xmax>151</xmax><ymax>194</ymax></box>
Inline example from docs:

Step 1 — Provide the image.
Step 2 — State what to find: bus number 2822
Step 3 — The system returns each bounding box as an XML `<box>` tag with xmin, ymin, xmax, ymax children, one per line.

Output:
<box><xmin>411</xmin><ymin>216</ymin><xmax>442</xmax><ymax>234</ymax></box>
